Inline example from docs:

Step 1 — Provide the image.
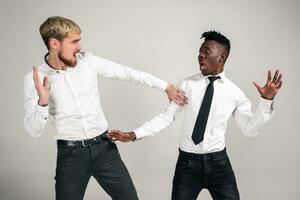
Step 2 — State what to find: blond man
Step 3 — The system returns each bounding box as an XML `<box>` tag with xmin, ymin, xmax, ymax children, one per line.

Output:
<box><xmin>24</xmin><ymin>16</ymin><xmax>187</xmax><ymax>200</ymax></box>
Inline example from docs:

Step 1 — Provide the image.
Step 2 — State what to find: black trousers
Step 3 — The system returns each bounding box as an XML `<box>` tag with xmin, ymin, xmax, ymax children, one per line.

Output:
<box><xmin>172</xmin><ymin>148</ymin><xmax>240</xmax><ymax>200</ymax></box>
<box><xmin>55</xmin><ymin>136</ymin><xmax>138</xmax><ymax>200</ymax></box>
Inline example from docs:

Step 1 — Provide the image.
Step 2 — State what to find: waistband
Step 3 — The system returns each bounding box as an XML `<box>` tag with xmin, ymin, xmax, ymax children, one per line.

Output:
<box><xmin>179</xmin><ymin>148</ymin><xmax>227</xmax><ymax>160</ymax></box>
<box><xmin>57</xmin><ymin>131</ymin><xmax>110</xmax><ymax>147</ymax></box>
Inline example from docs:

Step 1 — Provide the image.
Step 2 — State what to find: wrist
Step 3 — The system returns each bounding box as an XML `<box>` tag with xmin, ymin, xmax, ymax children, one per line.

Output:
<box><xmin>261</xmin><ymin>95</ymin><xmax>274</xmax><ymax>100</ymax></box>
<box><xmin>165</xmin><ymin>83</ymin><xmax>171</xmax><ymax>92</ymax></box>
<box><xmin>129</xmin><ymin>132</ymin><xmax>137</xmax><ymax>141</ymax></box>
<box><xmin>38</xmin><ymin>98</ymin><xmax>49</xmax><ymax>107</ymax></box>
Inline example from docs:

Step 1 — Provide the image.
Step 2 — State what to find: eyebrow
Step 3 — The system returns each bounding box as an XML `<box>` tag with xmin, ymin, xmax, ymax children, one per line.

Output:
<box><xmin>72</xmin><ymin>38</ymin><xmax>81</xmax><ymax>43</ymax></box>
<box><xmin>199</xmin><ymin>46</ymin><xmax>210</xmax><ymax>51</ymax></box>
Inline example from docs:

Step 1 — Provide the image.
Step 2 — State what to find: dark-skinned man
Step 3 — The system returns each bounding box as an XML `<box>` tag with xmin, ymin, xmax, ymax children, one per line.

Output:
<box><xmin>107</xmin><ymin>31</ymin><xmax>283</xmax><ymax>200</ymax></box>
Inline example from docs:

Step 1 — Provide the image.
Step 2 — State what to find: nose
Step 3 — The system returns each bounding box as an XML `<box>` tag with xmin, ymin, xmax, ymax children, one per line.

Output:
<box><xmin>198</xmin><ymin>52</ymin><xmax>205</xmax><ymax>60</ymax></box>
<box><xmin>198</xmin><ymin>53</ymin><xmax>204</xmax><ymax>61</ymax></box>
<box><xmin>76</xmin><ymin>43</ymin><xmax>81</xmax><ymax>52</ymax></box>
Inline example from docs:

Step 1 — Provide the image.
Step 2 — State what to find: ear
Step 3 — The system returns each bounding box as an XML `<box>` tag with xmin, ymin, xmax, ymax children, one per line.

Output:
<box><xmin>49</xmin><ymin>38</ymin><xmax>60</xmax><ymax>51</ymax></box>
<box><xmin>218</xmin><ymin>53</ymin><xmax>226</xmax><ymax>64</ymax></box>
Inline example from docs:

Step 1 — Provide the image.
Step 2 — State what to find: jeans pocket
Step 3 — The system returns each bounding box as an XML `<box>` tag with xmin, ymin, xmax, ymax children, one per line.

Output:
<box><xmin>211</xmin><ymin>152</ymin><xmax>229</xmax><ymax>167</ymax></box>
<box><xmin>57</xmin><ymin>146</ymin><xmax>75</xmax><ymax>159</ymax></box>
<box><xmin>176</xmin><ymin>156</ymin><xmax>190</xmax><ymax>169</ymax></box>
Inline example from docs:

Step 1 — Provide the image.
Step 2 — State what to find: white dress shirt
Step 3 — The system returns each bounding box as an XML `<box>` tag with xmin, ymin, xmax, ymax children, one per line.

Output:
<box><xmin>134</xmin><ymin>71</ymin><xmax>274</xmax><ymax>154</ymax></box>
<box><xmin>24</xmin><ymin>51</ymin><xmax>168</xmax><ymax>140</ymax></box>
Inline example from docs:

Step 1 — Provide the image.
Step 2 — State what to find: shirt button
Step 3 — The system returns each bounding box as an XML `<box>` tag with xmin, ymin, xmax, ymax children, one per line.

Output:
<box><xmin>56</xmin><ymin>71</ymin><xmax>59</xmax><ymax>73</ymax></box>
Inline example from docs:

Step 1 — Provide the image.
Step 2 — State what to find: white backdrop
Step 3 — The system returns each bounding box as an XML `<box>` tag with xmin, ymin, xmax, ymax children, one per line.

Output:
<box><xmin>0</xmin><ymin>0</ymin><xmax>299</xmax><ymax>199</ymax></box>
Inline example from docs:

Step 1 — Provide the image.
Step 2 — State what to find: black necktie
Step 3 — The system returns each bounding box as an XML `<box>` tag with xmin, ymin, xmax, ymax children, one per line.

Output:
<box><xmin>192</xmin><ymin>76</ymin><xmax>220</xmax><ymax>145</ymax></box>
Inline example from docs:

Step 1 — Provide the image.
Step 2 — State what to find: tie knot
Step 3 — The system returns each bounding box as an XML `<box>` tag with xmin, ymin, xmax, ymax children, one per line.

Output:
<box><xmin>208</xmin><ymin>76</ymin><xmax>220</xmax><ymax>83</ymax></box>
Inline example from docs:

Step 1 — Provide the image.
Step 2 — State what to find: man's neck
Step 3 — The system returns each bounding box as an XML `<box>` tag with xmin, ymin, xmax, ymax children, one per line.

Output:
<box><xmin>212</xmin><ymin>67</ymin><xmax>224</xmax><ymax>76</ymax></box>
<box><xmin>46</xmin><ymin>52</ymin><xmax>67</xmax><ymax>71</ymax></box>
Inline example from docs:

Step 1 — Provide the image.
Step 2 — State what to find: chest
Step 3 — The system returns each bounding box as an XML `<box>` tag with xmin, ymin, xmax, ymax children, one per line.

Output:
<box><xmin>186</xmin><ymin>81</ymin><xmax>239</xmax><ymax>117</ymax></box>
<box><xmin>47</xmin><ymin>66</ymin><xmax>98</xmax><ymax>106</ymax></box>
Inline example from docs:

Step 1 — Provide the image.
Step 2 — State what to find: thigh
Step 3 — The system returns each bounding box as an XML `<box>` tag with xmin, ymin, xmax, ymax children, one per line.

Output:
<box><xmin>171</xmin><ymin>156</ymin><xmax>203</xmax><ymax>200</ymax></box>
<box><xmin>207</xmin><ymin>154</ymin><xmax>239</xmax><ymax>200</ymax></box>
<box><xmin>92</xmin><ymin>141</ymin><xmax>138</xmax><ymax>200</ymax></box>
<box><xmin>55</xmin><ymin>146</ymin><xmax>91</xmax><ymax>200</ymax></box>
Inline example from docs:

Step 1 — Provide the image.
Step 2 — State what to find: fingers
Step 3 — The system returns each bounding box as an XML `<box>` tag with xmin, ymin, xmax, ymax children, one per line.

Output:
<box><xmin>173</xmin><ymin>88</ymin><xmax>188</xmax><ymax>106</ymax></box>
<box><xmin>274</xmin><ymin>70</ymin><xmax>282</xmax><ymax>86</ymax></box>
<box><xmin>166</xmin><ymin>84</ymin><xmax>188</xmax><ymax>106</ymax></box>
<box><xmin>33</xmin><ymin>66</ymin><xmax>41</xmax><ymax>87</ymax></box>
<box><xmin>43</xmin><ymin>76</ymin><xmax>49</xmax><ymax>88</ymax></box>
<box><xmin>269</xmin><ymin>69</ymin><xmax>283</xmax><ymax>87</ymax></box>
<box><xmin>277</xmin><ymin>73</ymin><xmax>282</xmax><ymax>82</ymax></box>
<box><xmin>253</xmin><ymin>82</ymin><xmax>261</xmax><ymax>90</ymax></box>
<box><xmin>107</xmin><ymin>132</ymin><xmax>121</xmax><ymax>137</ymax></box>
<box><xmin>109</xmin><ymin>129</ymin><xmax>122</xmax><ymax>134</ymax></box>
<box><xmin>267</xmin><ymin>70</ymin><xmax>272</xmax><ymax>83</ymax></box>
<box><xmin>106</xmin><ymin>132</ymin><xmax>120</xmax><ymax>141</ymax></box>
<box><xmin>107</xmin><ymin>129</ymin><xmax>125</xmax><ymax>141</ymax></box>
<box><xmin>107</xmin><ymin>130</ymin><xmax>121</xmax><ymax>136</ymax></box>
<box><xmin>277</xmin><ymin>80</ymin><xmax>283</xmax><ymax>89</ymax></box>
<box><xmin>174</xmin><ymin>96</ymin><xmax>188</xmax><ymax>106</ymax></box>
<box><xmin>175</xmin><ymin>88</ymin><xmax>185</xmax><ymax>96</ymax></box>
<box><xmin>272</xmin><ymin>69</ymin><xmax>279</xmax><ymax>83</ymax></box>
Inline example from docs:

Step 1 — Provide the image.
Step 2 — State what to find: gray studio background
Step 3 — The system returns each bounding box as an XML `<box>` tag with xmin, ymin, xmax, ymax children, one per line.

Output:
<box><xmin>0</xmin><ymin>0</ymin><xmax>299</xmax><ymax>199</ymax></box>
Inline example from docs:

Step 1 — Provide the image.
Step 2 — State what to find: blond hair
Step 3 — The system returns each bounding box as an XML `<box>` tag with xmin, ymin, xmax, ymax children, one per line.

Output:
<box><xmin>39</xmin><ymin>16</ymin><xmax>81</xmax><ymax>50</ymax></box>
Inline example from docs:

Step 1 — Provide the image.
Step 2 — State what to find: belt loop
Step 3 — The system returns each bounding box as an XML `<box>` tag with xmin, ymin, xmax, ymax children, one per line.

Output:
<box><xmin>211</xmin><ymin>153</ymin><xmax>216</xmax><ymax>161</ymax></box>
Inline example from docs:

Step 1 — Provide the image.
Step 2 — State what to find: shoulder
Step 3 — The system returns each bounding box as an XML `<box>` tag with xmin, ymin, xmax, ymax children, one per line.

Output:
<box><xmin>223</xmin><ymin>76</ymin><xmax>247</xmax><ymax>99</ymax></box>
<box><xmin>77</xmin><ymin>51</ymin><xmax>106</xmax><ymax>62</ymax></box>
<box><xmin>177</xmin><ymin>73</ymin><xmax>201</xmax><ymax>90</ymax></box>
<box><xmin>24</xmin><ymin>64</ymin><xmax>47</xmax><ymax>81</ymax></box>
<box><xmin>182</xmin><ymin>73</ymin><xmax>202</xmax><ymax>83</ymax></box>
<box><xmin>77</xmin><ymin>51</ymin><xmax>110</xmax><ymax>69</ymax></box>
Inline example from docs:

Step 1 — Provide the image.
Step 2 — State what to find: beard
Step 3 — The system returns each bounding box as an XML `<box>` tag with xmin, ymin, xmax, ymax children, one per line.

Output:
<box><xmin>58</xmin><ymin>50</ymin><xmax>77</xmax><ymax>67</ymax></box>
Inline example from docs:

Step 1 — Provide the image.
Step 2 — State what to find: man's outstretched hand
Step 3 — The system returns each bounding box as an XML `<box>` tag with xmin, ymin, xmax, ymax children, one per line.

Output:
<box><xmin>107</xmin><ymin>129</ymin><xmax>136</xmax><ymax>142</ymax></box>
<box><xmin>253</xmin><ymin>69</ymin><xmax>283</xmax><ymax>100</ymax></box>
<box><xmin>165</xmin><ymin>83</ymin><xmax>188</xmax><ymax>106</ymax></box>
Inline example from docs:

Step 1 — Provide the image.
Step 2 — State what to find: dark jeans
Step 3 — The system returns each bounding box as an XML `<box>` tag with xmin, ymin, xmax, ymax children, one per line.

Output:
<box><xmin>55</xmin><ymin>136</ymin><xmax>138</xmax><ymax>200</ymax></box>
<box><xmin>172</xmin><ymin>148</ymin><xmax>240</xmax><ymax>200</ymax></box>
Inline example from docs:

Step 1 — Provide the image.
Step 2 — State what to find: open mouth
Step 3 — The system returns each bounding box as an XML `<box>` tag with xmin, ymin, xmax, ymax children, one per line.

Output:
<box><xmin>73</xmin><ymin>53</ymin><xmax>78</xmax><ymax>60</ymax></box>
<box><xmin>199</xmin><ymin>63</ymin><xmax>207</xmax><ymax>71</ymax></box>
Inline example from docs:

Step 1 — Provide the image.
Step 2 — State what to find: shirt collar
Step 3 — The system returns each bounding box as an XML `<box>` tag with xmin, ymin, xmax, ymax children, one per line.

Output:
<box><xmin>44</xmin><ymin>53</ymin><xmax>56</xmax><ymax>72</ymax></box>
<box><xmin>199</xmin><ymin>71</ymin><xmax>226</xmax><ymax>83</ymax></box>
<box><xmin>44</xmin><ymin>53</ymin><xmax>74</xmax><ymax>73</ymax></box>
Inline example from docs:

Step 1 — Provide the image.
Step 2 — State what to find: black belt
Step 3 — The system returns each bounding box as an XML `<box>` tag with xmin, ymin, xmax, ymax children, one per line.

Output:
<box><xmin>179</xmin><ymin>148</ymin><xmax>227</xmax><ymax>160</ymax></box>
<box><xmin>57</xmin><ymin>131</ymin><xmax>110</xmax><ymax>147</ymax></box>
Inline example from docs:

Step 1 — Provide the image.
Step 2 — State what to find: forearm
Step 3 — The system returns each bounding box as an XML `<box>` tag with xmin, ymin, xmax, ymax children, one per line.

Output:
<box><xmin>235</xmin><ymin>97</ymin><xmax>274</xmax><ymax>137</ymax></box>
<box><xmin>24</xmin><ymin>70</ymin><xmax>49</xmax><ymax>137</ymax></box>
<box><xmin>133</xmin><ymin>102</ymin><xmax>181</xmax><ymax>140</ymax></box>
<box><xmin>24</xmin><ymin>103</ymin><xmax>49</xmax><ymax>137</ymax></box>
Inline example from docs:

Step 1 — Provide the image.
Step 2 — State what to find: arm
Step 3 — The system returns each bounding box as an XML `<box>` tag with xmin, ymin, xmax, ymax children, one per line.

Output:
<box><xmin>107</xmin><ymin>102</ymin><xmax>183</xmax><ymax>142</ymax></box>
<box><xmin>233</xmin><ymin>97</ymin><xmax>274</xmax><ymax>137</ymax></box>
<box><xmin>233</xmin><ymin>69</ymin><xmax>282</xmax><ymax>137</ymax></box>
<box><xmin>87</xmin><ymin>52</ymin><xmax>187</xmax><ymax>105</ymax></box>
<box><xmin>24</xmin><ymin>67</ymin><xmax>49</xmax><ymax>137</ymax></box>
<box><xmin>107</xmin><ymin>80</ymin><xmax>187</xmax><ymax>142</ymax></box>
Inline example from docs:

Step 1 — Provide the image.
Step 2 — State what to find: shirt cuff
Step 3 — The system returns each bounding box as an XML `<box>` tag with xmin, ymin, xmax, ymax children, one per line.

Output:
<box><xmin>132</xmin><ymin>127</ymin><xmax>152</xmax><ymax>141</ymax></box>
<box><xmin>258</xmin><ymin>97</ymin><xmax>274</xmax><ymax>114</ymax></box>
<box><xmin>160</xmin><ymin>81</ymin><xmax>168</xmax><ymax>91</ymax></box>
<box><xmin>36</xmin><ymin>104</ymin><xmax>49</xmax><ymax>120</ymax></box>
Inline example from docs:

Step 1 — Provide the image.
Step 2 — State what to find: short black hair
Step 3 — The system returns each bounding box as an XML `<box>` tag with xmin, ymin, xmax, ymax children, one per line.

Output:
<box><xmin>201</xmin><ymin>30</ymin><xmax>231</xmax><ymax>57</ymax></box>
